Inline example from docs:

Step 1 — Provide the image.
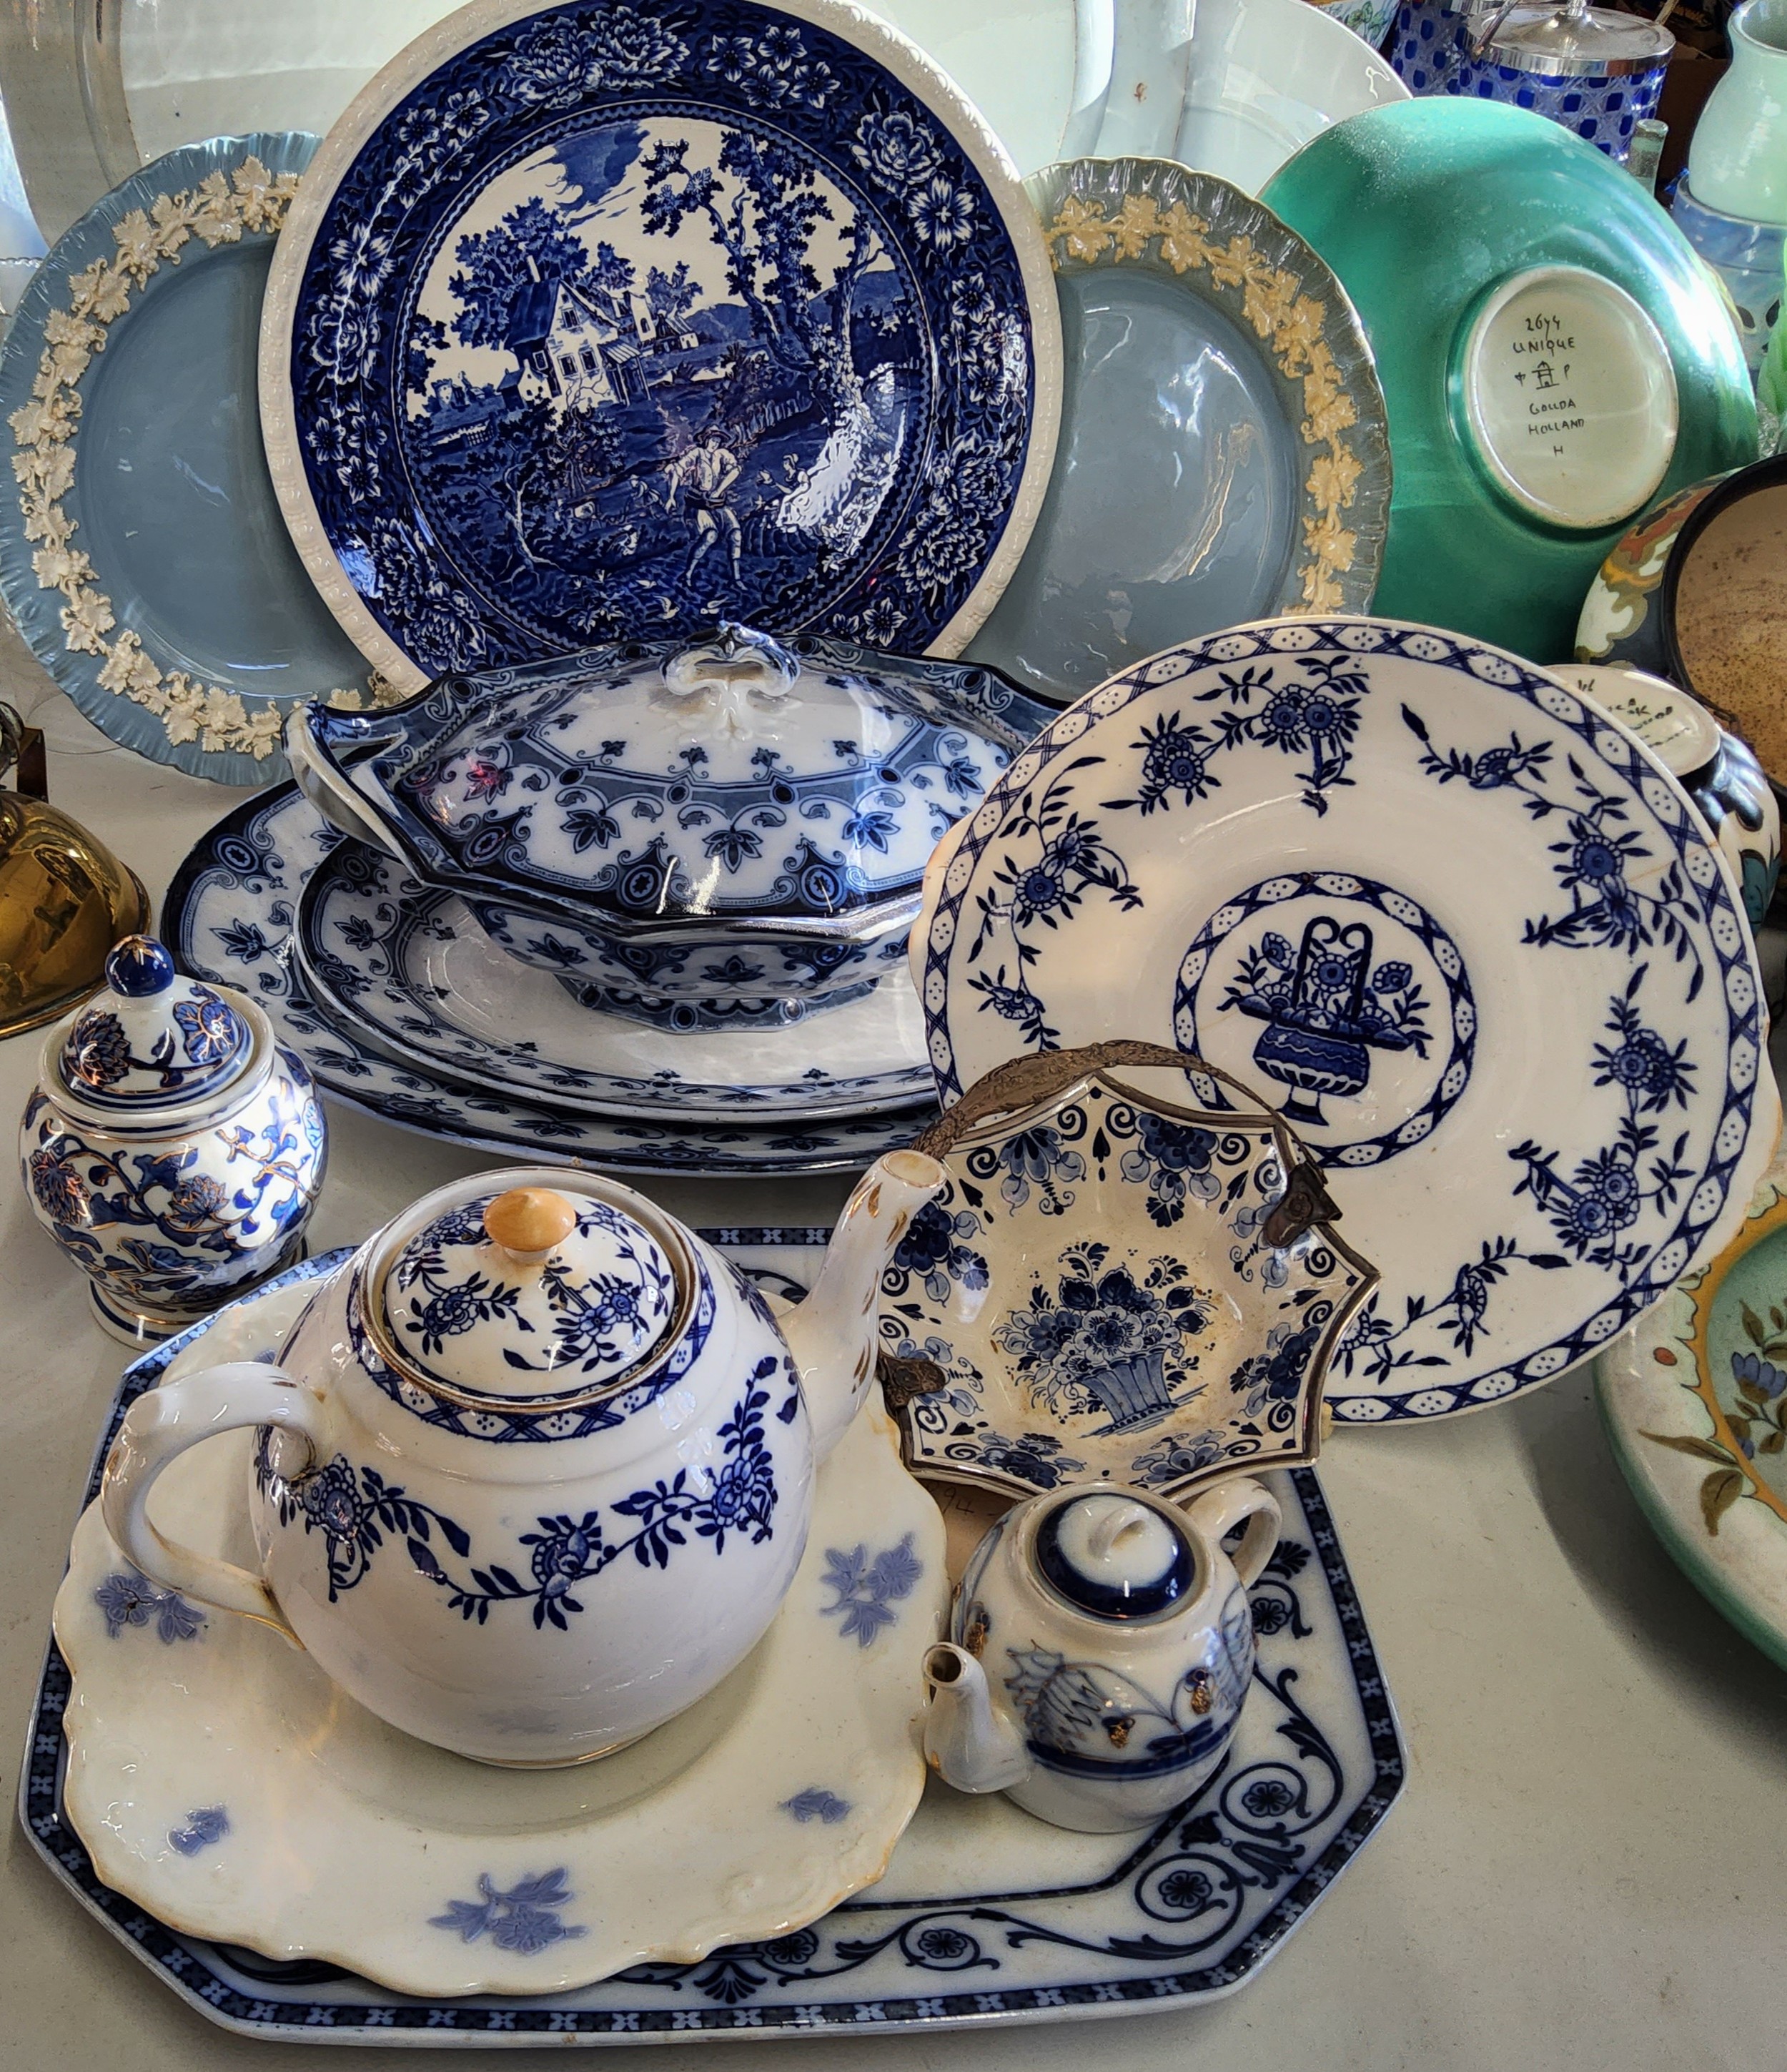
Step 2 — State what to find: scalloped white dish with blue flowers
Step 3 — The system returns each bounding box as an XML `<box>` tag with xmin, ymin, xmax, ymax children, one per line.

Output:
<box><xmin>258</xmin><ymin>0</ymin><xmax>1061</xmax><ymax>693</ymax></box>
<box><xmin>22</xmin><ymin>1241</ymin><xmax>1405</xmax><ymax>2041</ymax></box>
<box><xmin>914</xmin><ymin>618</ymin><xmax>1780</xmax><ymax>1424</ymax></box>
<box><xmin>52</xmin><ymin>1264</ymin><xmax>948</xmax><ymax>1996</ymax></box>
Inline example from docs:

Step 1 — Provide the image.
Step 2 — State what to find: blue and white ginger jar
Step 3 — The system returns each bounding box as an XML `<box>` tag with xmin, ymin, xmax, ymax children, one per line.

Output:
<box><xmin>19</xmin><ymin>934</ymin><xmax>325</xmax><ymax>1343</ymax></box>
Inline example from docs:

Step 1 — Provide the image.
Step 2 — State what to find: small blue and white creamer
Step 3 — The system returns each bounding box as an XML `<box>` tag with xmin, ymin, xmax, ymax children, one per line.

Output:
<box><xmin>99</xmin><ymin>1150</ymin><xmax>944</xmax><ymax>1765</ymax></box>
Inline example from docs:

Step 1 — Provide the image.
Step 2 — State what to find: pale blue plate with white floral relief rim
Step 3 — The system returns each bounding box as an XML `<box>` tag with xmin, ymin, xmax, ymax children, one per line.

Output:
<box><xmin>0</xmin><ymin>134</ymin><xmax>392</xmax><ymax>788</ymax></box>
<box><xmin>915</xmin><ymin>616</ymin><xmax>1780</xmax><ymax>1424</ymax></box>
<box><xmin>294</xmin><ymin>841</ymin><xmax>935</xmax><ymax>1122</ymax></box>
<box><xmin>20</xmin><ymin>1245</ymin><xmax>1404</xmax><ymax>2041</ymax></box>
<box><xmin>258</xmin><ymin>0</ymin><xmax>1063</xmax><ymax>694</ymax></box>
<box><xmin>162</xmin><ymin>784</ymin><xmax>937</xmax><ymax>1176</ymax></box>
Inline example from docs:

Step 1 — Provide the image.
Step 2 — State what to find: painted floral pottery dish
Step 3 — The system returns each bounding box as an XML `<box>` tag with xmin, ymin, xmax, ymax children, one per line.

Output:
<box><xmin>1150</xmin><ymin>0</ymin><xmax>1408</xmax><ymax>197</ymax></box>
<box><xmin>258</xmin><ymin>0</ymin><xmax>1061</xmax><ymax>690</ymax></box>
<box><xmin>1575</xmin><ymin>456</ymin><xmax>1787</xmax><ymax>796</ymax></box>
<box><xmin>1262</xmin><ymin>98</ymin><xmax>1757</xmax><ymax>663</ymax></box>
<box><xmin>61</xmin><ymin>1263</ymin><xmax>946</xmax><ymax>1995</ymax></box>
<box><xmin>1389</xmin><ymin>0</ymin><xmax>1670</xmax><ymax>166</ymax></box>
<box><xmin>878</xmin><ymin>1042</ymin><xmax>1376</xmax><ymax>1496</ymax></box>
<box><xmin>924</xmin><ymin>1477</ymin><xmax>1281</xmax><ymax>1832</ymax></box>
<box><xmin>289</xmin><ymin>625</ymin><xmax>1044</xmax><ymax>1030</ymax></box>
<box><xmin>99</xmin><ymin>1148</ymin><xmax>943</xmax><ymax>1765</ymax></box>
<box><xmin>20</xmin><ymin>934</ymin><xmax>325</xmax><ymax>1346</ymax></box>
<box><xmin>964</xmin><ymin>159</ymin><xmax>1390</xmax><ymax>706</ymax></box>
<box><xmin>1556</xmin><ymin>663</ymin><xmax>1780</xmax><ymax>931</ymax></box>
<box><xmin>28</xmin><ymin>1247</ymin><xmax>1404</xmax><ymax>2038</ymax></box>
<box><xmin>1670</xmin><ymin>179</ymin><xmax>1785</xmax><ymax>378</ymax></box>
<box><xmin>1688</xmin><ymin>0</ymin><xmax>1787</xmax><ymax>225</ymax></box>
<box><xmin>0</xmin><ymin>135</ymin><xmax>387</xmax><ymax>787</ymax></box>
<box><xmin>1596</xmin><ymin>1145</ymin><xmax>1787</xmax><ymax>1672</ymax></box>
<box><xmin>294</xmin><ymin>840</ymin><xmax>933</xmax><ymax>1120</ymax></box>
<box><xmin>914</xmin><ymin>616</ymin><xmax>1779</xmax><ymax>1426</ymax></box>
<box><xmin>162</xmin><ymin>784</ymin><xmax>941</xmax><ymax>1178</ymax></box>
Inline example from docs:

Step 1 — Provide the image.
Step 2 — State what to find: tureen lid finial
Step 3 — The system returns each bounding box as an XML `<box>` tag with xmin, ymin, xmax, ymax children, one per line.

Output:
<box><xmin>51</xmin><ymin>932</ymin><xmax>257</xmax><ymax>1119</ymax></box>
<box><xmin>484</xmin><ymin>1187</ymin><xmax>579</xmax><ymax>1266</ymax></box>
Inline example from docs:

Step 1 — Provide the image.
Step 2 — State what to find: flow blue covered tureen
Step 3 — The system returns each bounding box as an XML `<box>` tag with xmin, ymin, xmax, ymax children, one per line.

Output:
<box><xmin>287</xmin><ymin>625</ymin><xmax>1044</xmax><ymax>1030</ymax></box>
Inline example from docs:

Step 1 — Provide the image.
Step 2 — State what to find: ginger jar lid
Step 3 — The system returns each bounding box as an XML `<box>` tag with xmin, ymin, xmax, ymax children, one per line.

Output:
<box><xmin>1036</xmin><ymin>1492</ymin><xmax>1198</xmax><ymax>1620</ymax></box>
<box><xmin>380</xmin><ymin>1185</ymin><xmax>680</xmax><ymax>1401</ymax></box>
<box><xmin>54</xmin><ymin>934</ymin><xmax>257</xmax><ymax>1118</ymax></box>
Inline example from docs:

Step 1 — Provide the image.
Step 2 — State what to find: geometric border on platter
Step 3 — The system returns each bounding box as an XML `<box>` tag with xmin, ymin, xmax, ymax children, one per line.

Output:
<box><xmin>918</xmin><ymin>616</ymin><xmax>1775</xmax><ymax>1423</ymax></box>
<box><xmin>19</xmin><ymin>1242</ymin><xmax>1405</xmax><ymax>2043</ymax></box>
<box><xmin>258</xmin><ymin>0</ymin><xmax>1064</xmax><ymax>691</ymax></box>
<box><xmin>161</xmin><ymin>784</ymin><xmax>938</xmax><ymax>1178</ymax></box>
<box><xmin>0</xmin><ymin>134</ymin><xmax>393</xmax><ymax>785</ymax></box>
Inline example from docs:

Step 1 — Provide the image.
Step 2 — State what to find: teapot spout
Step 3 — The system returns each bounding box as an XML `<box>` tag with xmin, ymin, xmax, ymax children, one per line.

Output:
<box><xmin>922</xmin><ymin>1642</ymin><xmax>1032</xmax><ymax>1795</ymax></box>
<box><xmin>783</xmin><ymin>1149</ymin><xmax>944</xmax><ymax>1461</ymax></box>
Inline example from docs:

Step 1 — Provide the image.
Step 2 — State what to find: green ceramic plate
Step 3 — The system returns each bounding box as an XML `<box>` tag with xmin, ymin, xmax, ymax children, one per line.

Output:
<box><xmin>1262</xmin><ymin>99</ymin><xmax>1756</xmax><ymax>663</ymax></box>
<box><xmin>1596</xmin><ymin>1146</ymin><xmax>1787</xmax><ymax>1673</ymax></box>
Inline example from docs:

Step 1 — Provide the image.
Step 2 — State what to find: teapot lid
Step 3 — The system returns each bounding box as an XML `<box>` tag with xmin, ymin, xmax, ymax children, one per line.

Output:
<box><xmin>1036</xmin><ymin>1492</ymin><xmax>1197</xmax><ymax>1620</ymax></box>
<box><xmin>380</xmin><ymin>1184</ymin><xmax>679</xmax><ymax>1401</ymax></box>
<box><xmin>54</xmin><ymin>935</ymin><xmax>257</xmax><ymax>1118</ymax></box>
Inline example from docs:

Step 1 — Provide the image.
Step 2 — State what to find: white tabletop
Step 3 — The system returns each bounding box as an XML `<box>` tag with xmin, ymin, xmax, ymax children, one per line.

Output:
<box><xmin>3</xmin><ymin>635</ymin><xmax>1784</xmax><ymax>2072</ymax></box>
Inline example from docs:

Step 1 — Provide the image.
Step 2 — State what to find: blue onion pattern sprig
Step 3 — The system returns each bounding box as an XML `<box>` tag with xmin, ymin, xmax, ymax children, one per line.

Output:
<box><xmin>430</xmin><ymin>1869</ymin><xmax>588</xmax><ymax>1953</ymax></box>
<box><xmin>1335</xmin><ymin>1235</ymin><xmax>1570</xmax><ymax>1383</ymax></box>
<box><xmin>818</xmin><ymin>1532</ymin><xmax>924</xmax><ymax>1644</ymax></box>
<box><xmin>253</xmin><ymin>1440</ymin><xmax>473</xmax><ymax>1602</ymax></box>
<box><xmin>92</xmin><ymin>1569</ymin><xmax>205</xmax><ymax>1643</ymax></box>
<box><xmin>1102</xmin><ymin>656</ymin><xmax>1370</xmax><ymax>822</ymax></box>
<box><xmin>1402</xmin><ymin>705</ymin><xmax>1706</xmax><ymax>999</ymax></box>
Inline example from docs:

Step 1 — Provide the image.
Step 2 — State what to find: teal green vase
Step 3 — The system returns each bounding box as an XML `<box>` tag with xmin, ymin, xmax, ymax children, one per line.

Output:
<box><xmin>1262</xmin><ymin>98</ymin><xmax>1757</xmax><ymax>661</ymax></box>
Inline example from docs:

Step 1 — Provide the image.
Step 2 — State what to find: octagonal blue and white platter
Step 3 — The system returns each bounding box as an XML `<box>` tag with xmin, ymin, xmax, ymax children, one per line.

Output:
<box><xmin>21</xmin><ymin>1240</ymin><xmax>1405</xmax><ymax>2043</ymax></box>
<box><xmin>162</xmin><ymin>783</ymin><xmax>936</xmax><ymax>1175</ymax></box>
<box><xmin>915</xmin><ymin>617</ymin><xmax>1781</xmax><ymax>1425</ymax></box>
<box><xmin>259</xmin><ymin>0</ymin><xmax>1062</xmax><ymax>694</ymax></box>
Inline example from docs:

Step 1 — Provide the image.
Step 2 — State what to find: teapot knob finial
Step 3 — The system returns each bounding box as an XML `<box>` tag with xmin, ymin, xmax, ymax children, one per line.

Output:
<box><xmin>485</xmin><ymin>1188</ymin><xmax>578</xmax><ymax>1266</ymax></box>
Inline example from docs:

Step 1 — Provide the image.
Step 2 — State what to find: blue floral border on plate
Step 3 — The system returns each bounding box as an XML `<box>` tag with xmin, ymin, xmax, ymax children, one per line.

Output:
<box><xmin>19</xmin><ymin>1242</ymin><xmax>1404</xmax><ymax>2043</ymax></box>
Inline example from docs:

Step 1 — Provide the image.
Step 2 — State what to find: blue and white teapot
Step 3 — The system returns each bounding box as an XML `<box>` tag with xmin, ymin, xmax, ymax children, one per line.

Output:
<box><xmin>100</xmin><ymin>1152</ymin><xmax>943</xmax><ymax>1766</ymax></box>
<box><xmin>922</xmin><ymin>1479</ymin><xmax>1281</xmax><ymax>1832</ymax></box>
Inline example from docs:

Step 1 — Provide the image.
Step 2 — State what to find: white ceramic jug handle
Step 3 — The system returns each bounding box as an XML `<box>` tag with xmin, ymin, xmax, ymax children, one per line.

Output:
<box><xmin>100</xmin><ymin>1363</ymin><xmax>326</xmax><ymax>1647</ymax></box>
<box><xmin>1181</xmin><ymin>1477</ymin><xmax>1282</xmax><ymax>1592</ymax></box>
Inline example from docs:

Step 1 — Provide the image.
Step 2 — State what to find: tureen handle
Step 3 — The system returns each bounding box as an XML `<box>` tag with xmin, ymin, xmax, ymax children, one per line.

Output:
<box><xmin>284</xmin><ymin>704</ymin><xmax>412</xmax><ymax>859</ymax></box>
<box><xmin>100</xmin><ymin>1362</ymin><xmax>327</xmax><ymax>1648</ymax></box>
<box><xmin>660</xmin><ymin>625</ymin><xmax>800</xmax><ymax>702</ymax></box>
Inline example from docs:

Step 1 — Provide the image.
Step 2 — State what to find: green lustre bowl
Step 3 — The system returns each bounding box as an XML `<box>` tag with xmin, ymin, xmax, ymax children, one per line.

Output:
<box><xmin>1262</xmin><ymin>99</ymin><xmax>1756</xmax><ymax>662</ymax></box>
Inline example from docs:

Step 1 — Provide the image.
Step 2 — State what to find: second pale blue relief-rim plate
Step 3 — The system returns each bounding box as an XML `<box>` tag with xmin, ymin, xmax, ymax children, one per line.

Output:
<box><xmin>966</xmin><ymin>157</ymin><xmax>1390</xmax><ymax>705</ymax></box>
<box><xmin>916</xmin><ymin>616</ymin><xmax>1779</xmax><ymax>1424</ymax></box>
<box><xmin>0</xmin><ymin>134</ymin><xmax>387</xmax><ymax>788</ymax></box>
<box><xmin>259</xmin><ymin>0</ymin><xmax>1064</xmax><ymax>696</ymax></box>
<box><xmin>19</xmin><ymin>1243</ymin><xmax>1404</xmax><ymax>2043</ymax></box>
<box><xmin>293</xmin><ymin>837</ymin><xmax>936</xmax><ymax>1121</ymax></box>
<box><xmin>162</xmin><ymin>784</ymin><xmax>936</xmax><ymax>1175</ymax></box>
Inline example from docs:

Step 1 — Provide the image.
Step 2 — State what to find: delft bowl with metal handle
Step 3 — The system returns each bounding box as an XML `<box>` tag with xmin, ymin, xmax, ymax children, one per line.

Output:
<box><xmin>286</xmin><ymin>624</ymin><xmax>1049</xmax><ymax>1032</ymax></box>
<box><xmin>922</xmin><ymin>1477</ymin><xmax>1282</xmax><ymax>1832</ymax></box>
<box><xmin>96</xmin><ymin>1150</ymin><xmax>944</xmax><ymax>1767</ymax></box>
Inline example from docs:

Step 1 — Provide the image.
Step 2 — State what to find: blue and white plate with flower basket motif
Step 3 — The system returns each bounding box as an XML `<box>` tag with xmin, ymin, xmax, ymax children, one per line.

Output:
<box><xmin>913</xmin><ymin>617</ymin><xmax>1781</xmax><ymax>1424</ymax></box>
<box><xmin>258</xmin><ymin>0</ymin><xmax>1061</xmax><ymax>695</ymax></box>
<box><xmin>20</xmin><ymin>1245</ymin><xmax>1404</xmax><ymax>2041</ymax></box>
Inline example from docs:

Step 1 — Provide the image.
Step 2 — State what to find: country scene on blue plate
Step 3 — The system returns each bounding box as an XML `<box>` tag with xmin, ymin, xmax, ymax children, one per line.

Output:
<box><xmin>398</xmin><ymin>114</ymin><xmax>927</xmax><ymax>643</ymax></box>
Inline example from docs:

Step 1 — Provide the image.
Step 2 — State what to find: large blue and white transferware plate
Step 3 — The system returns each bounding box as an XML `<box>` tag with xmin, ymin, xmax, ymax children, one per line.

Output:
<box><xmin>259</xmin><ymin>0</ymin><xmax>1062</xmax><ymax>694</ymax></box>
<box><xmin>163</xmin><ymin>785</ymin><xmax>936</xmax><ymax>1175</ymax></box>
<box><xmin>915</xmin><ymin>618</ymin><xmax>1781</xmax><ymax>1424</ymax></box>
<box><xmin>20</xmin><ymin>1243</ymin><xmax>1404</xmax><ymax>2043</ymax></box>
<box><xmin>0</xmin><ymin>134</ymin><xmax>383</xmax><ymax>787</ymax></box>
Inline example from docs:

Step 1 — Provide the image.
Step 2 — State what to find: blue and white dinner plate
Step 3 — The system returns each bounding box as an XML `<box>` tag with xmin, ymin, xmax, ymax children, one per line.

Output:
<box><xmin>915</xmin><ymin>617</ymin><xmax>1781</xmax><ymax>1424</ymax></box>
<box><xmin>0</xmin><ymin>134</ymin><xmax>385</xmax><ymax>787</ymax></box>
<box><xmin>293</xmin><ymin>837</ymin><xmax>935</xmax><ymax>1120</ymax></box>
<box><xmin>20</xmin><ymin>1245</ymin><xmax>1404</xmax><ymax>2042</ymax></box>
<box><xmin>259</xmin><ymin>0</ymin><xmax>1062</xmax><ymax>694</ymax></box>
<box><xmin>163</xmin><ymin>785</ymin><xmax>936</xmax><ymax>1175</ymax></box>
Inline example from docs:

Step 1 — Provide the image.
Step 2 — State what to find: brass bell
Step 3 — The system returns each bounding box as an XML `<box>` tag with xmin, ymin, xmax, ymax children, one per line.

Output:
<box><xmin>0</xmin><ymin>701</ymin><xmax>149</xmax><ymax>1041</ymax></box>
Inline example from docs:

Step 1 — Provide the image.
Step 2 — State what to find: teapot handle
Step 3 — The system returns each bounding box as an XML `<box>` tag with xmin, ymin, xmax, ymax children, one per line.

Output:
<box><xmin>99</xmin><ymin>1363</ymin><xmax>326</xmax><ymax>1648</ymax></box>
<box><xmin>1181</xmin><ymin>1477</ymin><xmax>1282</xmax><ymax>1592</ymax></box>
